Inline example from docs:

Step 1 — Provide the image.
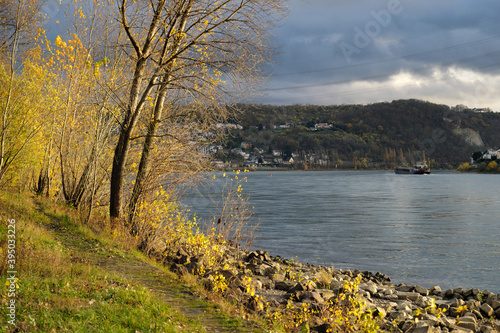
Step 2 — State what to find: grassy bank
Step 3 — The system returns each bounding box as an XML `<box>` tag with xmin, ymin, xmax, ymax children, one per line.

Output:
<box><xmin>0</xmin><ymin>189</ymin><xmax>388</xmax><ymax>333</ymax></box>
<box><xmin>0</xmin><ymin>191</ymin><xmax>252</xmax><ymax>332</ymax></box>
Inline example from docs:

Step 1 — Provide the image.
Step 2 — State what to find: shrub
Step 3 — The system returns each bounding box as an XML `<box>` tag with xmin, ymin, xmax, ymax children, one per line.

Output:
<box><xmin>486</xmin><ymin>161</ymin><xmax>498</xmax><ymax>172</ymax></box>
<box><xmin>478</xmin><ymin>162</ymin><xmax>488</xmax><ymax>172</ymax></box>
<box><xmin>457</xmin><ymin>162</ymin><xmax>471</xmax><ymax>172</ymax></box>
<box><xmin>131</xmin><ymin>170</ymin><xmax>256</xmax><ymax>289</ymax></box>
<box><xmin>265</xmin><ymin>277</ymin><xmax>383</xmax><ymax>333</ymax></box>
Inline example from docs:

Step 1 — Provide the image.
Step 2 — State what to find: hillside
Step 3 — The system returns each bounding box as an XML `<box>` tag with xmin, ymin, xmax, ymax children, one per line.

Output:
<box><xmin>218</xmin><ymin>100</ymin><xmax>500</xmax><ymax>169</ymax></box>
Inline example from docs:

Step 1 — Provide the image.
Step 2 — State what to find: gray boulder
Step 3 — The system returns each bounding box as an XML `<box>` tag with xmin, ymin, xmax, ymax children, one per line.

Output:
<box><xmin>480</xmin><ymin>303</ymin><xmax>494</xmax><ymax>317</ymax></box>
<box><xmin>456</xmin><ymin>315</ymin><xmax>477</xmax><ymax>331</ymax></box>
<box><xmin>414</xmin><ymin>285</ymin><xmax>429</xmax><ymax>296</ymax></box>
<box><xmin>490</xmin><ymin>299</ymin><xmax>500</xmax><ymax>310</ymax></box>
<box><xmin>274</xmin><ymin>280</ymin><xmax>296</xmax><ymax>291</ymax></box>
<box><xmin>397</xmin><ymin>291</ymin><xmax>421</xmax><ymax>301</ymax></box>
<box><xmin>358</xmin><ymin>282</ymin><xmax>378</xmax><ymax>295</ymax></box>
<box><xmin>412</xmin><ymin>324</ymin><xmax>439</xmax><ymax>333</ymax></box>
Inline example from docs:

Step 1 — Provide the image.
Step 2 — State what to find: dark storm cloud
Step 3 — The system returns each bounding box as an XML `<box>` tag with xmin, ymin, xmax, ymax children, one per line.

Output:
<box><xmin>40</xmin><ymin>0</ymin><xmax>500</xmax><ymax>108</ymax></box>
<box><xmin>260</xmin><ymin>0</ymin><xmax>500</xmax><ymax>107</ymax></box>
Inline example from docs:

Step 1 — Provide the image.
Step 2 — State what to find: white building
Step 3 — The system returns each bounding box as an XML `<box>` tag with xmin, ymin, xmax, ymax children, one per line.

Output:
<box><xmin>482</xmin><ymin>148</ymin><xmax>500</xmax><ymax>160</ymax></box>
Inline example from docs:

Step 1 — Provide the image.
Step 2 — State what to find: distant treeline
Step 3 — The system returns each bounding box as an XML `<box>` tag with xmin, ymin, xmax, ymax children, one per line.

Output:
<box><xmin>221</xmin><ymin>99</ymin><xmax>500</xmax><ymax>169</ymax></box>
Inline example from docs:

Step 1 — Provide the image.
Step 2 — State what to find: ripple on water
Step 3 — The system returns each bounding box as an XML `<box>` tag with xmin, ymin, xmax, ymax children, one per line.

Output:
<box><xmin>181</xmin><ymin>170</ymin><xmax>500</xmax><ymax>293</ymax></box>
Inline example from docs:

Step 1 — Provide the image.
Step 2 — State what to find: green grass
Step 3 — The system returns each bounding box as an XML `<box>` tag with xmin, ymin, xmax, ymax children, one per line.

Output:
<box><xmin>0</xmin><ymin>191</ymin><xmax>201</xmax><ymax>332</ymax></box>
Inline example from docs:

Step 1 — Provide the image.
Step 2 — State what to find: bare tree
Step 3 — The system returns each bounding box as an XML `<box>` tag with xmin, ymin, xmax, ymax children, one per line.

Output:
<box><xmin>0</xmin><ymin>0</ymin><xmax>46</xmax><ymax>185</ymax></box>
<box><xmin>109</xmin><ymin>0</ymin><xmax>287</xmax><ymax>224</ymax></box>
<box><xmin>53</xmin><ymin>3</ymin><xmax>120</xmax><ymax>209</ymax></box>
<box><xmin>31</xmin><ymin>0</ymin><xmax>126</xmax><ymax>215</ymax></box>
<box><xmin>0</xmin><ymin>0</ymin><xmax>45</xmax><ymax>54</ymax></box>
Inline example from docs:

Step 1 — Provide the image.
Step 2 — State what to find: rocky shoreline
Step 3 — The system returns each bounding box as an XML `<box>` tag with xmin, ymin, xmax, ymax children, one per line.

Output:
<box><xmin>164</xmin><ymin>246</ymin><xmax>500</xmax><ymax>333</ymax></box>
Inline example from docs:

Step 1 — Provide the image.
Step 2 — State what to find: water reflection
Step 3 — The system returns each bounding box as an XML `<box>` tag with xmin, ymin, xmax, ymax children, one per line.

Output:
<box><xmin>181</xmin><ymin>171</ymin><xmax>500</xmax><ymax>293</ymax></box>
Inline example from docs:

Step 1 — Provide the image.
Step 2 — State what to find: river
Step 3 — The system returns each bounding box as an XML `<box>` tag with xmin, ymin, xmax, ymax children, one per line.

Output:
<box><xmin>180</xmin><ymin>170</ymin><xmax>500</xmax><ymax>293</ymax></box>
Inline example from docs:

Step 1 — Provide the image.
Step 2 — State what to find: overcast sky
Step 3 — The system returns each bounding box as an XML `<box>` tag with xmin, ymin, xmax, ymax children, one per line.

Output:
<box><xmin>256</xmin><ymin>0</ymin><xmax>500</xmax><ymax>109</ymax></box>
<box><xmin>42</xmin><ymin>0</ymin><xmax>500</xmax><ymax>109</ymax></box>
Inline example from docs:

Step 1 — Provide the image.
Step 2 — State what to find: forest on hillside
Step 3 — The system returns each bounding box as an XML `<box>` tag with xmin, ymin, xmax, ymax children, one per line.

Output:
<box><xmin>218</xmin><ymin>100</ymin><xmax>500</xmax><ymax>169</ymax></box>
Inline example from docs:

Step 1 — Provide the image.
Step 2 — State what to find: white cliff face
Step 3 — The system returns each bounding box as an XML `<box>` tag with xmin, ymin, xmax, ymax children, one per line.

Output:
<box><xmin>453</xmin><ymin>128</ymin><xmax>485</xmax><ymax>147</ymax></box>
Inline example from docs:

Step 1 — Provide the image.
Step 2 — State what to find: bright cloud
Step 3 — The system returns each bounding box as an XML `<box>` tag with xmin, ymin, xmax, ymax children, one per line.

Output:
<box><xmin>258</xmin><ymin>0</ymin><xmax>500</xmax><ymax>110</ymax></box>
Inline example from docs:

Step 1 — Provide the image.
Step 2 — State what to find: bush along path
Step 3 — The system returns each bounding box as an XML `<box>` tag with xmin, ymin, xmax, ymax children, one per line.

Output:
<box><xmin>0</xmin><ymin>192</ymin><xmax>258</xmax><ymax>332</ymax></box>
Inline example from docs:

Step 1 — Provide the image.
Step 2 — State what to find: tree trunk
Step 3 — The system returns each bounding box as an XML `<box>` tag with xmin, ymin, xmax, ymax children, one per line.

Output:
<box><xmin>68</xmin><ymin>148</ymin><xmax>94</xmax><ymax>207</ymax></box>
<box><xmin>127</xmin><ymin>3</ymin><xmax>191</xmax><ymax>226</ymax></box>
<box><xmin>35</xmin><ymin>167</ymin><xmax>49</xmax><ymax>196</ymax></box>
<box><xmin>0</xmin><ymin>4</ymin><xmax>21</xmax><ymax>183</ymax></box>
<box><xmin>109</xmin><ymin>55</ymin><xmax>149</xmax><ymax>221</ymax></box>
<box><xmin>127</xmin><ymin>92</ymin><xmax>166</xmax><ymax>228</ymax></box>
<box><xmin>109</xmin><ymin>128</ymin><xmax>130</xmax><ymax>220</ymax></box>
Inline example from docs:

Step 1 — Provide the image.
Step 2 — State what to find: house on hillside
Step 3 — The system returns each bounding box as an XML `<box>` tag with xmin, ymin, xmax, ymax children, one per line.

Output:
<box><xmin>273</xmin><ymin>156</ymin><xmax>283</xmax><ymax>164</ymax></box>
<box><xmin>240</xmin><ymin>141</ymin><xmax>252</xmax><ymax>149</ymax></box>
<box><xmin>473</xmin><ymin>148</ymin><xmax>500</xmax><ymax>162</ymax></box>
<box><xmin>482</xmin><ymin>149</ymin><xmax>499</xmax><ymax>161</ymax></box>
<box><xmin>200</xmin><ymin>145</ymin><xmax>222</xmax><ymax>155</ymax></box>
<box><xmin>244</xmin><ymin>153</ymin><xmax>259</xmax><ymax>167</ymax></box>
<box><xmin>315</xmin><ymin>123</ymin><xmax>331</xmax><ymax>129</ymax></box>
<box><xmin>283</xmin><ymin>156</ymin><xmax>294</xmax><ymax>165</ymax></box>
<box><xmin>213</xmin><ymin>160</ymin><xmax>225</xmax><ymax>169</ymax></box>
<box><xmin>472</xmin><ymin>108</ymin><xmax>490</xmax><ymax>113</ymax></box>
<box><xmin>231</xmin><ymin>148</ymin><xmax>249</xmax><ymax>159</ymax></box>
<box><xmin>215</xmin><ymin>123</ymin><xmax>243</xmax><ymax>130</ymax></box>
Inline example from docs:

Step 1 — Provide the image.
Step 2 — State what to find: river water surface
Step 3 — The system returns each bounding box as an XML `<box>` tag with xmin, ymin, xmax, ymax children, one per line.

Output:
<box><xmin>181</xmin><ymin>170</ymin><xmax>500</xmax><ymax>293</ymax></box>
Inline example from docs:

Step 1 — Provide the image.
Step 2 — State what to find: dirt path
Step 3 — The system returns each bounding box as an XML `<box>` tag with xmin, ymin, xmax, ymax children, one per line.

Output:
<box><xmin>39</xmin><ymin>206</ymin><xmax>261</xmax><ymax>333</ymax></box>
